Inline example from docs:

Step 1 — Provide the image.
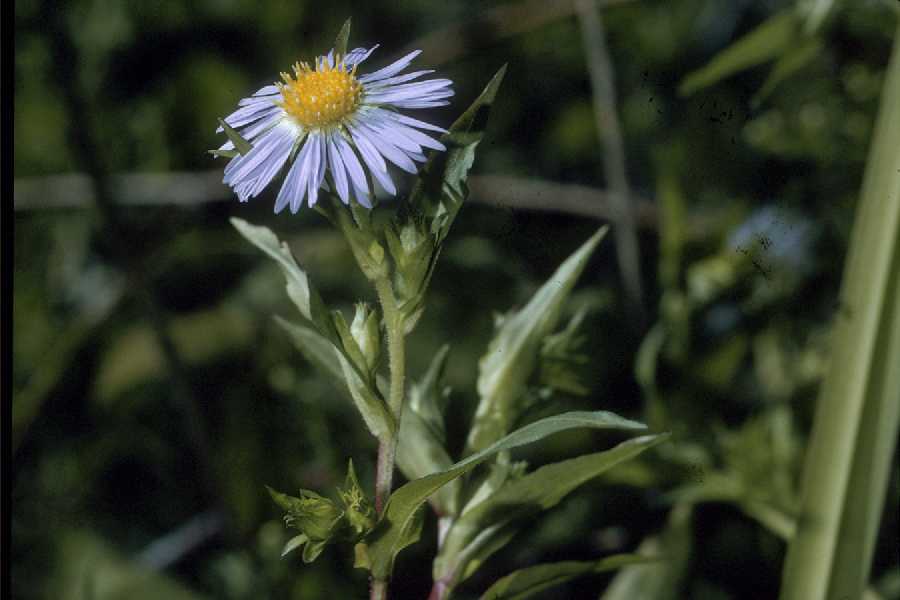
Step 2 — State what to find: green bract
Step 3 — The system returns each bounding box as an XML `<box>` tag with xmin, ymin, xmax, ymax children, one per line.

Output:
<box><xmin>267</xmin><ymin>460</ymin><xmax>376</xmax><ymax>564</ymax></box>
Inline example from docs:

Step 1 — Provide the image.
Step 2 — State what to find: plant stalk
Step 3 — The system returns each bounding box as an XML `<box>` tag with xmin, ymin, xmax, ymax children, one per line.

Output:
<box><xmin>371</xmin><ymin>276</ymin><xmax>408</xmax><ymax>600</ymax></box>
<box><xmin>779</xmin><ymin>21</ymin><xmax>900</xmax><ymax>600</ymax></box>
<box><xmin>370</xmin><ymin>579</ymin><xmax>388</xmax><ymax>600</ymax></box>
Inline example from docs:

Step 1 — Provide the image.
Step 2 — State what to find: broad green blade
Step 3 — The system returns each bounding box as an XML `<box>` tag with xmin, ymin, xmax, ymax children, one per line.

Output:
<box><xmin>467</xmin><ymin>227</ymin><xmax>608</xmax><ymax>454</ymax></box>
<box><xmin>679</xmin><ymin>11</ymin><xmax>799</xmax><ymax>96</ymax></box>
<box><xmin>481</xmin><ymin>554</ymin><xmax>655</xmax><ymax>600</ymax></box>
<box><xmin>436</xmin><ymin>434</ymin><xmax>669</xmax><ymax>589</ymax></box>
<box><xmin>779</xmin><ymin>22</ymin><xmax>900</xmax><ymax>600</ymax></box>
<box><xmin>364</xmin><ymin>410</ymin><xmax>647</xmax><ymax>578</ymax></box>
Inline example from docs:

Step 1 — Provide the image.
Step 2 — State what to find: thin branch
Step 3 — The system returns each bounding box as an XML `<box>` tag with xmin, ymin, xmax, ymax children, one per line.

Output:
<box><xmin>575</xmin><ymin>0</ymin><xmax>646</xmax><ymax>328</ymax></box>
<box><xmin>14</xmin><ymin>171</ymin><xmax>228</xmax><ymax>210</ymax></box>
<box><xmin>13</xmin><ymin>170</ymin><xmax>655</xmax><ymax>224</ymax></box>
<box><xmin>469</xmin><ymin>174</ymin><xmax>656</xmax><ymax>227</ymax></box>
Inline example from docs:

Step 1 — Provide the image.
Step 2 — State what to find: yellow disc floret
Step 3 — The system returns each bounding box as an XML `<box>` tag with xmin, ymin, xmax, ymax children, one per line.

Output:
<box><xmin>277</xmin><ymin>57</ymin><xmax>363</xmax><ymax>129</ymax></box>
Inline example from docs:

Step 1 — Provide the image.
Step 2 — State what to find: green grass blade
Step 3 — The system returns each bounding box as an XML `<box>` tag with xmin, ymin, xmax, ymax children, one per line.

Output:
<box><xmin>779</xmin><ymin>22</ymin><xmax>900</xmax><ymax>600</ymax></box>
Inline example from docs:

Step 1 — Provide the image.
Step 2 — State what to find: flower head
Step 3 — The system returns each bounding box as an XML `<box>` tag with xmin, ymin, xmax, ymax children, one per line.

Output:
<box><xmin>215</xmin><ymin>46</ymin><xmax>453</xmax><ymax>213</ymax></box>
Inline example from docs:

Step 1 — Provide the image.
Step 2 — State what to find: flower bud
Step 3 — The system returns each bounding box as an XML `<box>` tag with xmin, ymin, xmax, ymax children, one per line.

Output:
<box><xmin>267</xmin><ymin>486</ymin><xmax>342</xmax><ymax>542</ymax></box>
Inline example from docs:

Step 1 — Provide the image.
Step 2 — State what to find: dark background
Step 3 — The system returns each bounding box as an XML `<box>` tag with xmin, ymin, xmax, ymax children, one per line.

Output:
<box><xmin>13</xmin><ymin>0</ymin><xmax>899</xmax><ymax>599</ymax></box>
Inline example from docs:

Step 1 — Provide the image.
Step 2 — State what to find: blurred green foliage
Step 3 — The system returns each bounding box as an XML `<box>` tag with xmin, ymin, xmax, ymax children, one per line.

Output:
<box><xmin>13</xmin><ymin>0</ymin><xmax>899</xmax><ymax>599</ymax></box>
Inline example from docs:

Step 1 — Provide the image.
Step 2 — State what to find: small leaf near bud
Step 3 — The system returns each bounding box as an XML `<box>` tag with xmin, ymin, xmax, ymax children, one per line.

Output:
<box><xmin>339</xmin><ymin>459</ymin><xmax>376</xmax><ymax>538</ymax></box>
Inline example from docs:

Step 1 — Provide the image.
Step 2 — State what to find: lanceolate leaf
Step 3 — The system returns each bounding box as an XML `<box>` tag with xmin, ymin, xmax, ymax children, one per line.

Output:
<box><xmin>364</xmin><ymin>411</ymin><xmax>647</xmax><ymax>579</ymax></box>
<box><xmin>752</xmin><ymin>36</ymin><xmax>823</xmax><ymax>107</ymax></box>
<box><xmin>409</xmin><ymin>344</ymin><xmax>451</xmax><ymax>441</ymax></box>
<box><xmin>436</xmin><ymin>434</ymin><xmax>669</xmax><ymax>588</ymax></box>
<box><xmin>396</xmin><ymin>410</ymin><xmax>457</xmax><ymax>515</ymax></box>
<box><xmin>395</xmin><ymin>347</ymin><xmax>456</xmax><ymax>517</ymax></box>
<box><xmin>281</xmin><ymin>534</ymin><xmax>308</xmax><ymax>557</ymax></box>
<box><xmin>481</xmin><ymin>554</ymin><xmax>656</xmax><ymax>600</ymax></box>
<box><xmin>234</xmin><ymin>219</ymin><xmax>393</xmax><ymax>438</ymax></box>
<box><xmin>410</xmin><ymin>65</ymin><xmax>507</xmax><ymax>244</ymax></box>
<box><xmin>276</xmin><ymin>317</ymin><xmax>394</xmax><ymax>439</ymax></box>
<box><xmin>276</xmin><ymin>317</ymin><xmax>345</xmax><ymax>383</ymax></box>
<box><xmin>467</xmin><ymin>227</ymin><xmax>608</xmax><ymax>454</ymax></box>
<box><xmin>231</xmin><ymin>218</ymin><xmax>332</xmax><ymax>333</ymax></box>
<box><xmin>679</xmin><ymin>11</ymin><xmax>800</xmax><ymax>96</ymax></box>
<box><xmin>334</xmin><ymin>17</ymin><xmax>351</xmax><ymax>57</ymax></box>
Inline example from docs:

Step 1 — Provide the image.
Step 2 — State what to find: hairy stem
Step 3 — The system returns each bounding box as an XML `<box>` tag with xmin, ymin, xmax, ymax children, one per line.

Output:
<box><xmin>371</xmin><ymin>276</ymin><xmax>407</xmax><ymax>600</ymax></box>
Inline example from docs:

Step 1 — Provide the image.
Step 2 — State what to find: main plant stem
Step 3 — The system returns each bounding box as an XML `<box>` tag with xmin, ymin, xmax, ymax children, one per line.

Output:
<box><xmin>371</xmin><ymin>277</ymin><xmax>407</xmax><ymax>600</ymax></box>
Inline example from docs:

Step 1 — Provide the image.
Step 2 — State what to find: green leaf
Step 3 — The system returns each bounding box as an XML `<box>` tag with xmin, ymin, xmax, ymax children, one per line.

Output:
<box><xmin>679</xmin><ymin>11</ymin><xmax>800</xmax><ymax>96</ymax></box>
<box><xmin>332</xmin><ymin>309</ymin><xmax>371</xmax><ymax>381</ymax></box>
<box><xmin>384</xmin><ymin>218</ymin><xmax>437</xmax><ymax>321</ymax></box>
<box><xmin>394</xmin><ymin>503</ymin><xmax>426</xmax><ymax>556</ymax></box>
<box><xmin>218</xmin><ymin>118</ymin><xmax>253</xmax><ymax>155</ymax></box>
<box><xmin>234</xmin><ymin>219</ymin><xmax>393</xmax><ymax>438</ymax></box>
<box><xmin>231</xmin><ymin>218</ymin><xmax>331</xmax><ymax>333</ymax></box>
<box><xmin>350</xmin><ymin>303</ymin><xmax>381</xmax><ymax>374</ymax></box>
<box><xmin>458</xmin><ymin>456</ymin><xmax>526</xmax><ymax>518</ymax></box>
<box><xmin>538</xmin><ymin>308</ymin><xmax>591</xmax><ymax>396</ymax></box>
<box><xmin>752</xmin><ymin>37</ymin><xmax>823</xmax><ymax>107</ymax></box>
<box><xmin>396</xmin><ymin>346</ymin><xmax>457</xmax><ymax>515</ymax></box>
<box><xmin>281</xmin><ymin>534</ymin><xmax>308</xmax><ymax>557</ymax></box>
<box><xmin>409</xmin><ymin>344</ymin><xmax>451</xmax><ymax>441</ymax></box>
<box><xmin>275</xmin><ymin>316</ymin><xmax>345</xmax><ymax>384</ymax></box>
<box><xmin>467</xmin><ymin>227</ymin><xmax>608</xmax><ymax>454</ymax></box>
<box><xmin>365</xmin><ymin>410</ymin><xmax>647</xmax><ymax>579</ymax></box>
<box><xmin>436</xmin><ymin>434</ymin><xmax>669</xmax><ymax>588</ymax></box>
<box><xmin>798</xmin><ymin>0</ymin><xmax>836</xmax><ymax>35</ymax></box>
<box><xmin>334</xmin><ymin>17</ymin><xmax>351</xmax><ymax>57</ymax></box>
<box><xmin>481</xmin><ymin>554</ymin><xmax>656</xmax><ymax>600</ymax></box>
<box><xmin>302</xmin><ymin>539</ymin><xmax>328</xmax><ymax>563</ymax></box>
<box><xmin>275</xmin><ymin>317</ymin><xmax>394</xmax><ymax>439</ymax></box>
<box><xmin>410</xmin><ymin>65</ymin><xmax>507</xmax><ymax>244</ymax></box>
<box><xmin>396</xmin><ymin>410</ymin><xmax>457</xmax><ymax>515</ymax></box>
<box><xmin>337</xmin><ymin>352</ymin><xmax>394</xmax><ymax>439</ymax></box>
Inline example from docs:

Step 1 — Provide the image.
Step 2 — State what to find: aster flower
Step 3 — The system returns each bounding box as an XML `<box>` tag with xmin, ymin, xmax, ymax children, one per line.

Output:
<box><xmin>215</xmin><ymin>45</ymin><xmax>453</xmax><ymax>213</ymax></box>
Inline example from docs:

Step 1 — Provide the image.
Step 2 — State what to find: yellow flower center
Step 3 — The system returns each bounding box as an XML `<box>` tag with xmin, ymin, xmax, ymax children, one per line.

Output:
<box><xmin>277</xmin><ymin>57</ymin><xmax>363</xmax><ymax>129</ymax></box>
